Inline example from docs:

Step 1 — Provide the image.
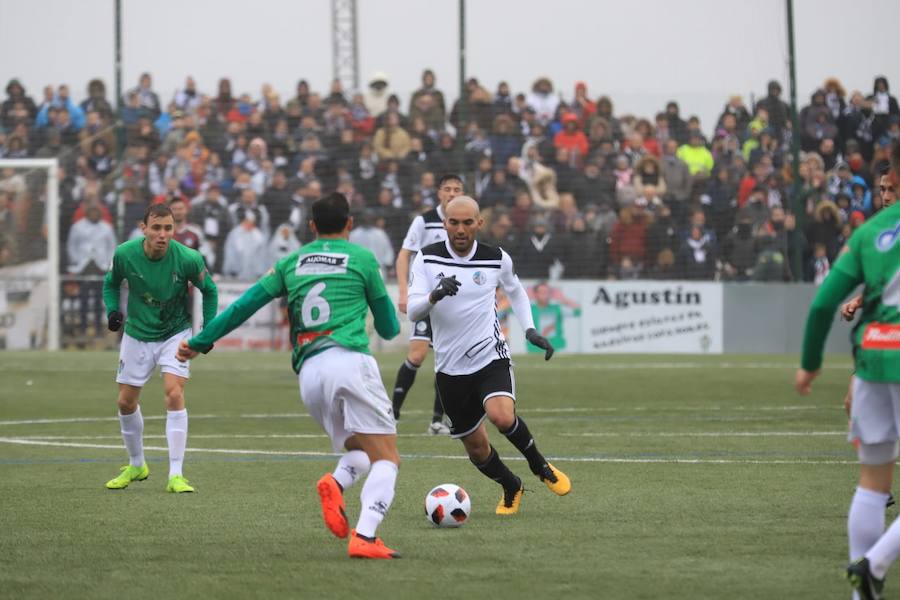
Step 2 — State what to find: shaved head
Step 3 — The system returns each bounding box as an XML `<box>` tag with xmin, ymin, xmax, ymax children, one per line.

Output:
<box><xmin>444</xmin><ymin>196</ymin><xmax>483</xmax><ymax>255</ymax></box>
<box><xmin>445</xmin><ymin>196</ymin><xmax>480</xmax><ymax>219</ymax></box>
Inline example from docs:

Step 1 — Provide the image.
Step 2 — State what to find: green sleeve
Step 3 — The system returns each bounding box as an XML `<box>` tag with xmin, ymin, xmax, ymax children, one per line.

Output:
<box><xmin>102</xmin><ymin>252</ymin><xmax>124</xmax><ymax>315</ymax></box>
<box><xmin>363</xmin><ymin>252</ymin><xmax>398</xmax><ymax>339</ymax></box>
<box><xmin>258</xmin><ymin>261</ymin><xmax>288</xmax><ymax>298</ymax></box>
<box><xmin>371</xmin><ymin>294</ymin><xmax>400</xmax><ymax>340</ymax></box>
<box><xmin>800</xmin><ymin>269</ymin><xmax>860</xmax><ymax>372</ymax></box>
<box><xmin>832</xmin><ymin>235</ymin><xmax>862</xmax><ymax>280</ymax></box>
<box><xmin>188</xmin><ymin>283</ymin><xmax>276</xmax><ymax>353</ymax></box>
<box><xmin>189</xmin><ymin>255</ymin><xmax>218</xmax><ymax>327</ymax></box>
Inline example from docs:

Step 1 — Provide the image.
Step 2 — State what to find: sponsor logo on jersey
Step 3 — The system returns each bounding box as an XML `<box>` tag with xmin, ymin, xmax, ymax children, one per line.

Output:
<box><xmin>861</xmin><ymin>323</ymin><xmax>900</xmax><ymax>349</ymax></box>
<box><xmin>876</xmin><ymin>222</ymin><xmax>900</xmax><ymax>252</ymax></box>
<box><xmin>295</xmin><ymin>253</ymin><xmax>349</xmax><ymax>275</ymax></box>
<box><xmin>472</xmin><ymin>270</ymin><xmax>487</xmax><ymax>285</ymax></box>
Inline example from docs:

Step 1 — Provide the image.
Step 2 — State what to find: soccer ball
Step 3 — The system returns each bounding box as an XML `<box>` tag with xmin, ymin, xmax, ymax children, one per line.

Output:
<box><xmin>424</xmin><ymin>483</ymin><xmax>471</xmax><ymax>527</ymax></box>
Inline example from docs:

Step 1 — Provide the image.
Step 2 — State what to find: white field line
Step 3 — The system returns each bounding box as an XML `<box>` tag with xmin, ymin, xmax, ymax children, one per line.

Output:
<box><xmin>0</xmin><ymin>405</ymin><xmax>837</xmax><ymax>427</ymax></box>
<box><xmin>7</xmin><ymin>430</ymin><xmax>848</xmax><ymax>441</ymax></box>
<box><xmin>0</xmin><ymin>413</ymin><xmax>311</xmax><ymax>426</ymax></box>
<box><xmin>561</xmin><ymin>431</ymin><xmax>847</xmax><ymax>437</ymax></box>
<box><xmin>0</xmin><ymin>437</ymin><xmax>855</xmax><ymax>465</ymax></box>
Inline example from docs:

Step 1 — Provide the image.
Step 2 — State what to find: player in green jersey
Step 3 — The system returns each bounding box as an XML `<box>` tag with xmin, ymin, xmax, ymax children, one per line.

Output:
<box><xmin>102</xmin><ymin>203</ymin><xmax>218</xmax><ymax>493</ymax></box>
<box><xmin>177</xmin><ymin>193</ymin><xmax>403</xmax><ymax>559</ymax></box>
<box><xmin>797</xmin><ymin>156</ymin><xmax>900</xmax><ymax>599</ymax></box>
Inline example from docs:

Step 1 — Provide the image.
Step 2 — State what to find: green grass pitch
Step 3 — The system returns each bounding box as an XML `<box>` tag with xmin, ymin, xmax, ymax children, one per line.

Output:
<box><xmin>0</xmin><ymin>351</ymin><xmax>873</xmax><ymax>599</ymax></box>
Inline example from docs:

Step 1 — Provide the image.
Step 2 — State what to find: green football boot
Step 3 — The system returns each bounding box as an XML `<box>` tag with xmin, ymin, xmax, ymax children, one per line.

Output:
<box><xmin>105</xmin><ymin>464</ymin><xmax>149</xmax><ymax>489</ymax></box>
<box><xmin>166</xmin><ymin>475</ymin><xmax>195</xmax><ymax>493</ymax></box>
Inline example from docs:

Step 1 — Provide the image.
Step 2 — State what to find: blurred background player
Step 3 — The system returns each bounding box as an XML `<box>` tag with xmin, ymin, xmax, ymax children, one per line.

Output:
<box><xmin>796</xmin><ymin>150</ymin><xmax>900</xmax><ymax>599</ymax></box>
<box><xmin>392</xmin><ymin>173</ymin><xmax>464</xmax><ymax>434</ymax></box>
<box><xmin>178</xmin><ymin>193</ymin><xmax>403</xmax><ymax>559</ymax></box>
<box><xmin>102</xmin><ymin>203</ymin><xmax>218</xmax><ymax>493</ymax></box>
<box><xmin>408</xmin><ymin>196</ymin><xmax>571</xmax><ymax>515</ymax></box>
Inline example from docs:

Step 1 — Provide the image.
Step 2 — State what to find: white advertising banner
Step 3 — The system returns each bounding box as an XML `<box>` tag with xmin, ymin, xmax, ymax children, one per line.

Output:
<box><xmin>504</xmin><ymin>280</ymin><xmax>724</xmax><ymax>355</ymax></box>
<box><xmin>0</xmin><ymin>261</ymin><xmax>49</xmax><ymax>349</ymax></box>
<box><xmin>196</xmin><ymin>280</ymin><xmax>723</xmax><ymax>355</ymax></box>
<box><xmin>194</xmin><ymin>281</ymin><xmax>291</xmax><ymax>351</ymax></box>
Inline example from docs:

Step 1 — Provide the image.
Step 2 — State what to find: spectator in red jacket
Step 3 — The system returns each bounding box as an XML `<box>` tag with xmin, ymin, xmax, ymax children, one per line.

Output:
<box><xmin>610</xmin><ymin>205</ymin><xmax>647</xmax><ymax>269</ymax></box>
<box><xmin>554</xmin><ymin>113</ymin><xmax>589</xmax><ymax>167</ymax></box>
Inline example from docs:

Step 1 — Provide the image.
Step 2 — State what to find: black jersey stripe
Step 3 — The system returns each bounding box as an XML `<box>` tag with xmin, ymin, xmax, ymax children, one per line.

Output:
<box><xmin>424</xmin><ymin>259</ymin><xmax>501</xmax><ymax>269</ymax></box>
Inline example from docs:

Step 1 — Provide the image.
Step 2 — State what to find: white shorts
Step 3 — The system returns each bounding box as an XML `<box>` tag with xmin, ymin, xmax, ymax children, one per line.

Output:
<box><xmin>299</xmin><ymin>346</ymin><xmax>396</xmax><ymax>452</ymax></box>
<box><xmin>849</xmin><ymin>376</ymin><xmax>900</xmax><ymax>445</ymax></box>
<box><xmin>116</xmin><ymin>329</ymin><xmax>192</xmax><ymax>387</ymax></box>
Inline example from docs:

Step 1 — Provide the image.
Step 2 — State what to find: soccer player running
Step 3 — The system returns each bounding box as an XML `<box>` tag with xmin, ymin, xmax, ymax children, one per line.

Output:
<box><xmin>392</xmin><ymin>174</ymin><xmax>464</xmax><ymax>434</ymax></box>
<box><xmin>102</xmin><ymin>203</ymin><xmax>218</xmax><ymax>493</ymax></box>
<box><xmin>407</xmin><ymin>196</ymin><xmax>571</xmax><ymax>514</ymax></box>
<box><xmin>177</xmin><ymin>193</ymin><xmax>403</xmax><ymax>559</ymax></box>
<box><xmin>796</xmin><ymin>159</ymin><xmax>900</xmax><ymax>599</ymax></box>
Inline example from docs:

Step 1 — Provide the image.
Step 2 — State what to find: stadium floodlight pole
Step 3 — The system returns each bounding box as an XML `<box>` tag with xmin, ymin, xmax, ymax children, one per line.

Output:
<box><xmin>114</xmin><ymin>0</ymin><xmax>123</xmax><ymax>152</ymax></box>
<box><xmin>457</xmin><ymin>0</ymin><xmax>466</xmax><ymax>160</ymax></box>
<box><xmin>785</xmin><ymin>0</ymin><xmax>804</xmax><ymax>280</ymax></box>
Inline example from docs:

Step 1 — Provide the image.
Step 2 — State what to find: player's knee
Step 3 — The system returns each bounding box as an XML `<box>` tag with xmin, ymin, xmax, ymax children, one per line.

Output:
<box><xmin>407</xmin><ymin>347</ymin><xmax>427</xmax><ymax>365</ymax></box>
<box><xmin>164</xmin><ymin>387</ymin><xmax>185</xmax><ymax>410</ymax></box>
<box><xmin>487</xmin><ymin>409</ymin><xmax>516</xmax><ymax>432</ymax></box>
<box><xmin>117</xmin><ymin>396</ymin><xmax>138</xmax><ymax>414</ymax></box>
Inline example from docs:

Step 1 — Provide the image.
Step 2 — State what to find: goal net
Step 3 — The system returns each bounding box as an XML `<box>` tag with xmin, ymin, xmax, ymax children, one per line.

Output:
<box><xmin>0</xmin><ymin>159</ymin><xmax>60</xmax><ymax>350</ymax></box>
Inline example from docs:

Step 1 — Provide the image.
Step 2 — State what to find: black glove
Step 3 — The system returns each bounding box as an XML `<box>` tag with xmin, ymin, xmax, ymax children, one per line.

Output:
<box><xmin>429</xmin><ymin>275</ymin><xmax>461</xmax><ymax>304</ymax></box>
<box><xmin>108</xmin><ymin>310</ymin><xmax>124</xmax><ymax>332</ymax></box>
<box><xmin>526</xmin><ymin>328</ymin><xmax>555</xmax><ymax>361</ymax></box>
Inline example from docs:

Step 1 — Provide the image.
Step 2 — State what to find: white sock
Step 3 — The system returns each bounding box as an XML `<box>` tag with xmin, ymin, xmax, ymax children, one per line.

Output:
<box><xmin>166</xmin><ymin>409</ymin><xmax>188</xmax><ymax>478</ymax></box>
<box><xmin>849</xmin><ymin>487</ymin><xmax>889</xmax><ymax>562</ymax></box>
<box><xmin>355</xmin><ymin>460</ymin><xmax>398</xmax><ymax>539</ymax></box>
<box><xmin>119</xmin><ymin>407</ymin><xmax>144</xmax><ymax>467</ymax></box>
<box><xmin>867</xmin><ymin>514</ymin><xmax>900</xmax><ymax>579</ymax></box>
<box><xmin>333</xmin><ymin>450</ymin><xmax>371</xmax><ymax>491</ymax></box>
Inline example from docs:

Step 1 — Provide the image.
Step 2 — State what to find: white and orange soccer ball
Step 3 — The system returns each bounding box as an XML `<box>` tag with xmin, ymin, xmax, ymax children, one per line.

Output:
<box><xmin>424</xmin><ymin>483</ymin><xmax>471</xmax><ymax>527</ymax></box>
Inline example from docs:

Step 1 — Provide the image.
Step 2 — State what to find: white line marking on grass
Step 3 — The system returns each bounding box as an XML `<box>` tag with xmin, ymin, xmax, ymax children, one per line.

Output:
<box><xmin>0</xmin><ymin>414</ymin><xmax>312</xmax><ymax>426</ymax></box>
<box><xmin>0</xmin><ymin>361</ymin><xmax>854</xmax><ymax>373</ymax></box>
<box><xmin>0</xmin><ymin>437</ymin><xmax>856</xmax><ymax>465</ymax></box>
<box><xmin>9</xmin><ymin>433</ymin><xmax>434</xmax><ymax>440</ymax></box>
<box><xmin>561</xmin><ymin>431</ymin><xmax>846</xmax><ymax>438</ymax></box>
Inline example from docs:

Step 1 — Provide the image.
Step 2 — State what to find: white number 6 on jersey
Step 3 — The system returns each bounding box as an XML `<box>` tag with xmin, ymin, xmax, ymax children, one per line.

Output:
<box><xmin>302</xmin><ymin>282</ymin><xmax>331</xmax><ymax>326</ymax></box>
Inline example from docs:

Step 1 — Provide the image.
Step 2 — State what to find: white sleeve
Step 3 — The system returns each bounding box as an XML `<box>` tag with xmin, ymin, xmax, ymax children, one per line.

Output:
<box><xmin>401</xmin><ymin>216</ymin><xmax>426</xmax><ymax>252</ymax></box>
<box><xmin>499</xmin><ymin>250</ymin><xmax>535</xmax><ymax>332</ymax></box>
<box><xmin>407</xmin><ymin>252</ymin><xmax>434</xmax><ymax>322</ymax></box>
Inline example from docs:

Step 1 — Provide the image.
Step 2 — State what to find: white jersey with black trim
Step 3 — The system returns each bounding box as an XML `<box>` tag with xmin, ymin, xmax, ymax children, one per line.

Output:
<box><xmin>408</xmin><ymin>240</ymin><xmax>536</xmax><ymax>376</ymax></box>
<box><xmin>401</xmin><ymin>205</ymin><xmax>447</xmax><ymax>253</ymax></box>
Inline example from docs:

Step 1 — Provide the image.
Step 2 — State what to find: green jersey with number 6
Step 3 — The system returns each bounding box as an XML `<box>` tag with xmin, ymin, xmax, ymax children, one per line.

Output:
<box><xmin>258</xmin><ymin>238</ymin><xmax>389</xmax><ymax>372</ymax></box>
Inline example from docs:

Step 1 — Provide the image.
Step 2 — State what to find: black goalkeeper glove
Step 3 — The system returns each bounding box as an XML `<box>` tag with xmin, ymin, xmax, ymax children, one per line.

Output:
<box><xmin>525</xmin><ymin>328</ymin><xmax>555</xmax><ymax>361</ymax></box>
<box><xmin>107</xmin><ymin>310</ymin><xmax>124</xmax><ymax>332</ymax></box>
<box><xmin>429</xmin><ymin>275</ymin><xmax>461</xmax><ymax>304</ymax></box>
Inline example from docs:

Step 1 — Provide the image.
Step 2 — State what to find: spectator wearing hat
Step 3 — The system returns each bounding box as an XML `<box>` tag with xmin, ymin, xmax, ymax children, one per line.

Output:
<box><xmin>1</xmin><ymin>79</ymin><xmax>38</xmax><ymax>129</ymax></box>
<box><xmin>514</xmin><ymin>212</ymin><xmax>565</xmax><ymax>279</ymax></box>
<box><xmin>349</xmin><ymin>209</ymin><xmax>395</xmax><ymax>277</ymax></box>
<box><xmin>222</xmin><ymin>210</ymin><xmax>268</xmax><ymax>281</ymax></box>
<box><xmin>365</xmin><ymin>72</ymin><xmax>391</xmax><ymax>117</ymax></box>
<box><xmin>80</xmin><ymin>79</ymin><xmax>114</xmax><ymax>121</ymax></box>
<box><xmin>756</xmin><ymin>80</ymin><xmax>790</xmax><ymax>136</ymax></box>
<box><xmin>553</xmin><ymin>113</ymin><xmax>589</xmax><ymax>167</ymax></box>
<box><xmin>676</xmin><ymin>130</ymin><xmax>714</xmax><ymax>177</ymax></box>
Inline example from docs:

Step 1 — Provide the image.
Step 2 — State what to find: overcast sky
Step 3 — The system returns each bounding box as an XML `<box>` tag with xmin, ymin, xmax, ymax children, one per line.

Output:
<box><xmin>2</xmin><ymin>0</ymin><xmax>899</xmax><ymax>134</ymax></box>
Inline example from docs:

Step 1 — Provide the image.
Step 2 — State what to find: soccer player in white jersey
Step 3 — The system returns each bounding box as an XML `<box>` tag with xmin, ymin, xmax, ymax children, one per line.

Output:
<box><xmin>392</xmin><ymin>174</ymin><xmax>464</xmax><ymax>434</ymax></box>
<box><xmin>407</xmin><ymin>196</ymin><xmax>571</xmax><ymax>514</ymax></box>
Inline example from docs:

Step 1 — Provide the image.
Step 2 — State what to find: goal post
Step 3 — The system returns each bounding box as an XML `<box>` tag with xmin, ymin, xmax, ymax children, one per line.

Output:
<box><xmin>0</xmin><ymin>158</ymin><xmax>60</xmax><ymax>350</ymax></box>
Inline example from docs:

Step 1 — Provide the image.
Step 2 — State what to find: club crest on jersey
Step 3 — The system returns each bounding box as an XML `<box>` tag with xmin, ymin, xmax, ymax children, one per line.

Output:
<box><xmin>295</xmin><ymin>253</ymin><xmax>349</xmax><ymax>275</ymax></box>
<box><xmin>876</xmin><ymin>222</ymin><xmax>900</xmax><ymax>252</ymax></box>
<box><xmin>472</xmin><ymin>271</ymin><xmax>487</xmax><ymax>285</ymax></box>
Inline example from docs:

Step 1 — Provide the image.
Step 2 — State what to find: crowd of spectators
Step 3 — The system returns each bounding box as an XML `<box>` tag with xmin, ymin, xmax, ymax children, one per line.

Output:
<box><xmin>2</xmin><ymin>70</ymin><xmax>899</xmax><ymax>283</ymax></box>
